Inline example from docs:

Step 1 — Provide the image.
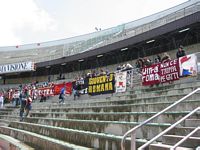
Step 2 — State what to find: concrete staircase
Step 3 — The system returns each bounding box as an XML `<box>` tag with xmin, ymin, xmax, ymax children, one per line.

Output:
<box><xmin>0</xmin><ymin>79</ymin><xmax>200</xmax><ymax>149</ymax></box>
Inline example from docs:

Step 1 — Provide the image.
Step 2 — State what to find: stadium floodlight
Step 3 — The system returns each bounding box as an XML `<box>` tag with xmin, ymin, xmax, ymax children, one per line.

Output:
<box><xmin>97</xmin><ymin>54</ymin><xmax>103</xmax><ymax>58</ymax></box>
<box><xmin>146</xmin><ymin>39</ymin><xmax>155</xmax><ymax>44</ymax></box>
<box><xmin>121</xmin><ymin>47</ymin><xmax>128</xmax><ymax>51</ymax></box>
<box><xmin>78</xmin><ymin>59</ymin><xmax>84</xmax><ymax>62</ymax></box>
<box><xmin>179</xmin><ymin>28</ymin><xmax>190</xmax><ymax>33</ymax></box>
<box><xmin>61</xmin><ymin>63</ymin><xmax>66</xmax><ymax>66</ymax></box>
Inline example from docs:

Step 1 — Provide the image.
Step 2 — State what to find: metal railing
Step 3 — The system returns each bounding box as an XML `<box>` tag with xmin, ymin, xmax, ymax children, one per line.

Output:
<box><xmin>121</xmin><ymin>88</ymin><xmax>200</xmax><ymax>150</ymax></box>
<box><xmin>138</xmin><ymin>106</ymin><xmax>200</xmax><ymax>150</ymax></box>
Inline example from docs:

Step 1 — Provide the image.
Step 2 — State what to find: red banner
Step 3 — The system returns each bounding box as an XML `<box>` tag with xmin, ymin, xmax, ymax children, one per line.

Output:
<box><xmin>142</xmin><ymin>60</ymin><xmax>179</xmax><ymax>86</ymax></box>
<box><xmin>160</xmin><ymin>59</ymin><xmax>179</xmax><ymax>83</ymax></box>
<box><xmin>53</xmin><ymin>82</ymin><xmax>72</xmax><ymax>95</ymax></box>
<box><xmin>142</xmin><ymin>63</ymin><xmax>160</xmax><ymax>86</ymax></box>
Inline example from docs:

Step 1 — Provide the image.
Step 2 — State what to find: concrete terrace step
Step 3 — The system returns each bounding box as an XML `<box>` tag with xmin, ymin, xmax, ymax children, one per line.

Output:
<box><xmin>24</xmin><ymin>117</ymin><xmax>200</xmax><ymax>138</ymax></box>
<box><xmin>0</xmin><ymin>111</ymin><xmax>12</xmax><ymax>115</ymax></box>
<box><xmin>0</xmin><ymin>119</ymin><xmax>10</xmax><ymax>126</ymax></box>
<box><xmin>30</xmin><ymin>100</ymin><xmax>200</xmax><ymax>114</ymax></box>
<box><xmin>102</xmin><ymin>93</ymin><xmax>200</xmax><ymax>105</ymax></box>
<box><xmin>4</xmin><ymin>115</ymin><xmax>200</xmax><ymax>140</ymax></box>
<box><xmin>0</xmin><ymin>134</ymin><xmax>34</xmax><ymax>150</ymax></box>
<box><xmin>149</xmin><ymin>143</ymin><xmax>193</xmax><ymax>150</ymax></box>
<box><xmin>0</xmin><ymin>107</ymin><xmax>17</xmax><ymax>111</ymax></box>
<box><xmin>184</xmin><ymin>119</ymin><xmax>200</xmax><ymax>127</ymax></box>
<box><xmin>168</xmin><ymin>127</ymin><xmax>200</xmax><ymax>137</ymax></box>
<box><xmin>0</xmin><ymin>126</ymin><xmax>94</xmax><ymax>150</ymax></box>
<box><xmin>31</xmin><ymin>93</ymin><xmax>200</xmax><ymax>111</ymax></box>
<box><xmin>133</xmin><ymin>87</ymin><xmax>198</xmax><ymax>99</ymax></box>
<box><xmin>162</xmin><ymin>134</ymin><xmax>200</xmax><ymax>148</ymax></box>
<box><xmin>6</xmin><ymin>121</ymin><xmax>147</xmax><ymax>149</ymax></box>
<box><xmin>7</xmin><ymin>116</ymin><xmax>171</xmax><ymax>139</ymax></box>
<box><xmin>28</xmin><ymin>111</ymin><xmax>200</xmax><ymax>124</ymax></box>
<box><xmin>129</xmin><ymin>84</ymin><xmax>200</xmax><ymax>98</ymax></box>
<box><xmin>131</xmin><ymin>83</ymin><xmax>198</xmax><ymax>94</ymax></box>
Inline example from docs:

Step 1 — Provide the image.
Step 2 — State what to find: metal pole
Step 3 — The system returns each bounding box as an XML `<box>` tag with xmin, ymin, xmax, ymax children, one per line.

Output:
<box><xmin>131</xmin><ymin>132</ymin><xmax>136</xmax><ymax>150</ymax></box>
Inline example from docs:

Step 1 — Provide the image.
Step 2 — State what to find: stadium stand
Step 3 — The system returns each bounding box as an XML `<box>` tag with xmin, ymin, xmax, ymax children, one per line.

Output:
<box><xmin>0</xmin><ymin>0</ymin><xmax>200</xmax><ymax>149</ymax></box>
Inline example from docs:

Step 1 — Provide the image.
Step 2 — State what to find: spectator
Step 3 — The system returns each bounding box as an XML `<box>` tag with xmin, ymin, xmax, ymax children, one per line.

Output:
<box><xmin>135</xmin><ymin>58</ymin><xmax>144</xmax><ymax>73</ymax></box>
<box><xmin>143</xmin><ymin>57</ymin><xmax>152</xmax><ymax>67</ymax></box>
<box><xmin>161</xmin><ymin>52</ymin><xmax>171</xmax><ymax>63</ymax></box>
<box><xmin>91</xmin><ymin>70</ymin><xmax>97</xmax><ymax>77</ymax></box>
<box><xmin>99</xmin><ymin>69</ymin><xmax>106</xmax><ymax>75</ymax></box>
<box><xmin>59</xmin><ymin>86</ymin><xmax>65</xmax><ymax>104</ymax></box>
<box><xmin>72</xmin><ymin>80</ymin><xmax>80</xmax><ymax>100</ymax></box>
<box><xmin>20</xmin><ymin>90</ymin><xmax>32</xmax><ymax>121</ymax></box>
<box><xmin>154</xmin><ymin>55</ymin><xmax>161</xmax><ymax>63</ymax></box>
<box><xmin>176</xmin><ymin>45</ymin><xmax>186</xmax><ymax>58</ymax></box>
<box><xmin>24</xmin><ymin>95</ymin><xmax>32</xmax><ymax>118</ymax></box>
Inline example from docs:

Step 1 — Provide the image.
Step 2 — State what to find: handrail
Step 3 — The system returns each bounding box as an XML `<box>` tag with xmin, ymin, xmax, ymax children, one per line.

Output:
<box><xmin>170</xmin><ymin>126</ymin><xmax>200</xmax><ymax>150</ymax></box>
<box><xmin>121</xmin><ymin>88</ymin><xmax>200</xmax><ymax>150</ymax></box>
<box><xmin>138</xmin><ymin>106</ymin><xmax>200</xmax><ymax>150</ymax></box>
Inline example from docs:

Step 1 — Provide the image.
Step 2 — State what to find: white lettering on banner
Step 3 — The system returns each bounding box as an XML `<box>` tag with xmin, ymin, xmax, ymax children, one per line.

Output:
<box><xmin>0</xmin><ymin>62</ymin><xmax>35</xmax><ymax>74</ymax></box>
<box><xmin>160</xmin><ymin>60</ymin><xmax>177</xmax><ymax>68</ymax></box>
<box><xmin>160</xmin><ymin>59</ymin><xmax>179</xmax><ymax>83</ymax></box>
<box><xmin>161</xmin><ymin>66</ymin><xmax>177</xmax><ymax>74</ymax></box>
<box><xmin>142</xmin><ymin>73</ymin><xmax>160</xmax><ymax>82</ymax></box>
<box><xmin>160</xmin><ymin>72</ymin><xmax>179</xmax><ymax>82</ymax></box>
<box><xmin>38</xmin><ymin>88</ymin><xmax>54</xmax><ymax>96</ymax></box>
<box><xmin>142</xmin><ymin>65</ymin><xmax>159</xmax><ymax>75</ymax></box>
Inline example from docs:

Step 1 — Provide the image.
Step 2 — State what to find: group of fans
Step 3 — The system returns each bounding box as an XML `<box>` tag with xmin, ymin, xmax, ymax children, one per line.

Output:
<box><xmin>135</xmin><ymin>45</ymin><xmax>186</xmax><ymax>72</ymax></box>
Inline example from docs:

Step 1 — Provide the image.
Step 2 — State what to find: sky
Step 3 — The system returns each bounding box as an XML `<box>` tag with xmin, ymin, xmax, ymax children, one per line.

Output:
<box><xmin>0</xmin><ymin>0</ymin><xmax>188</xmax><ymax>47</ymax></box>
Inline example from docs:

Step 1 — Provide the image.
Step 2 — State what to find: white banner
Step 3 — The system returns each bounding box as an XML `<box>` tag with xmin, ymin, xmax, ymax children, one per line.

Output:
<box><xmin>179</xmin><ymin>54</ymin><xmax>197</xmax><ymax>77</ymax></box>
<box><xmin>0</xmin><ymin>61</ymin><xmax>35</xmax><ymax>74</ymax></box>
<box><xmin>115</xmin><ymin>71</ymin><xmax>127</xmax><ymax>93</ymax></box>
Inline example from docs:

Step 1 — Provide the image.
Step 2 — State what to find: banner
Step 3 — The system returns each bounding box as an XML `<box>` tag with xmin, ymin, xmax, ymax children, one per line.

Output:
<box><xmin>53</xmin><ymin>82</ymin><xmax>72</xmax><ymax>95</ymax></box>
<box><xmin>0</xmin><ymin>61</ymin><xmax>35</xmax><ymax>74</ymax></box>
<box><xmin>179</xmin><ymin>54</ymin><xmax>197</xmax><ymax>77</ymax></box>
<box><xmin>115</xmin><ymin>71</ymin><xmax>127</xmax><ymax>93</ymax></box>
<box><xmin>88</xmin><ymin>73</ymin><xmax>115</xmax><ymax>96</ymax></box>
<box><xmin>142</xmin><ymin>63</ymin><xmax>160</xmax><ymax>86</ymax></box>
<box><xmin>37</xmin><ymin>87</ymin><xmax>54</xmax><ymax>96</ymax></box>
<box><xmin>160</xmin><ymin>59</ymin><xmax>179</xmax><ymax>83</ymax></box>
<box><xmin>142</xmin><ymin>60</ymin><xmax>179</xmax><ymax>85</ymax></box>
